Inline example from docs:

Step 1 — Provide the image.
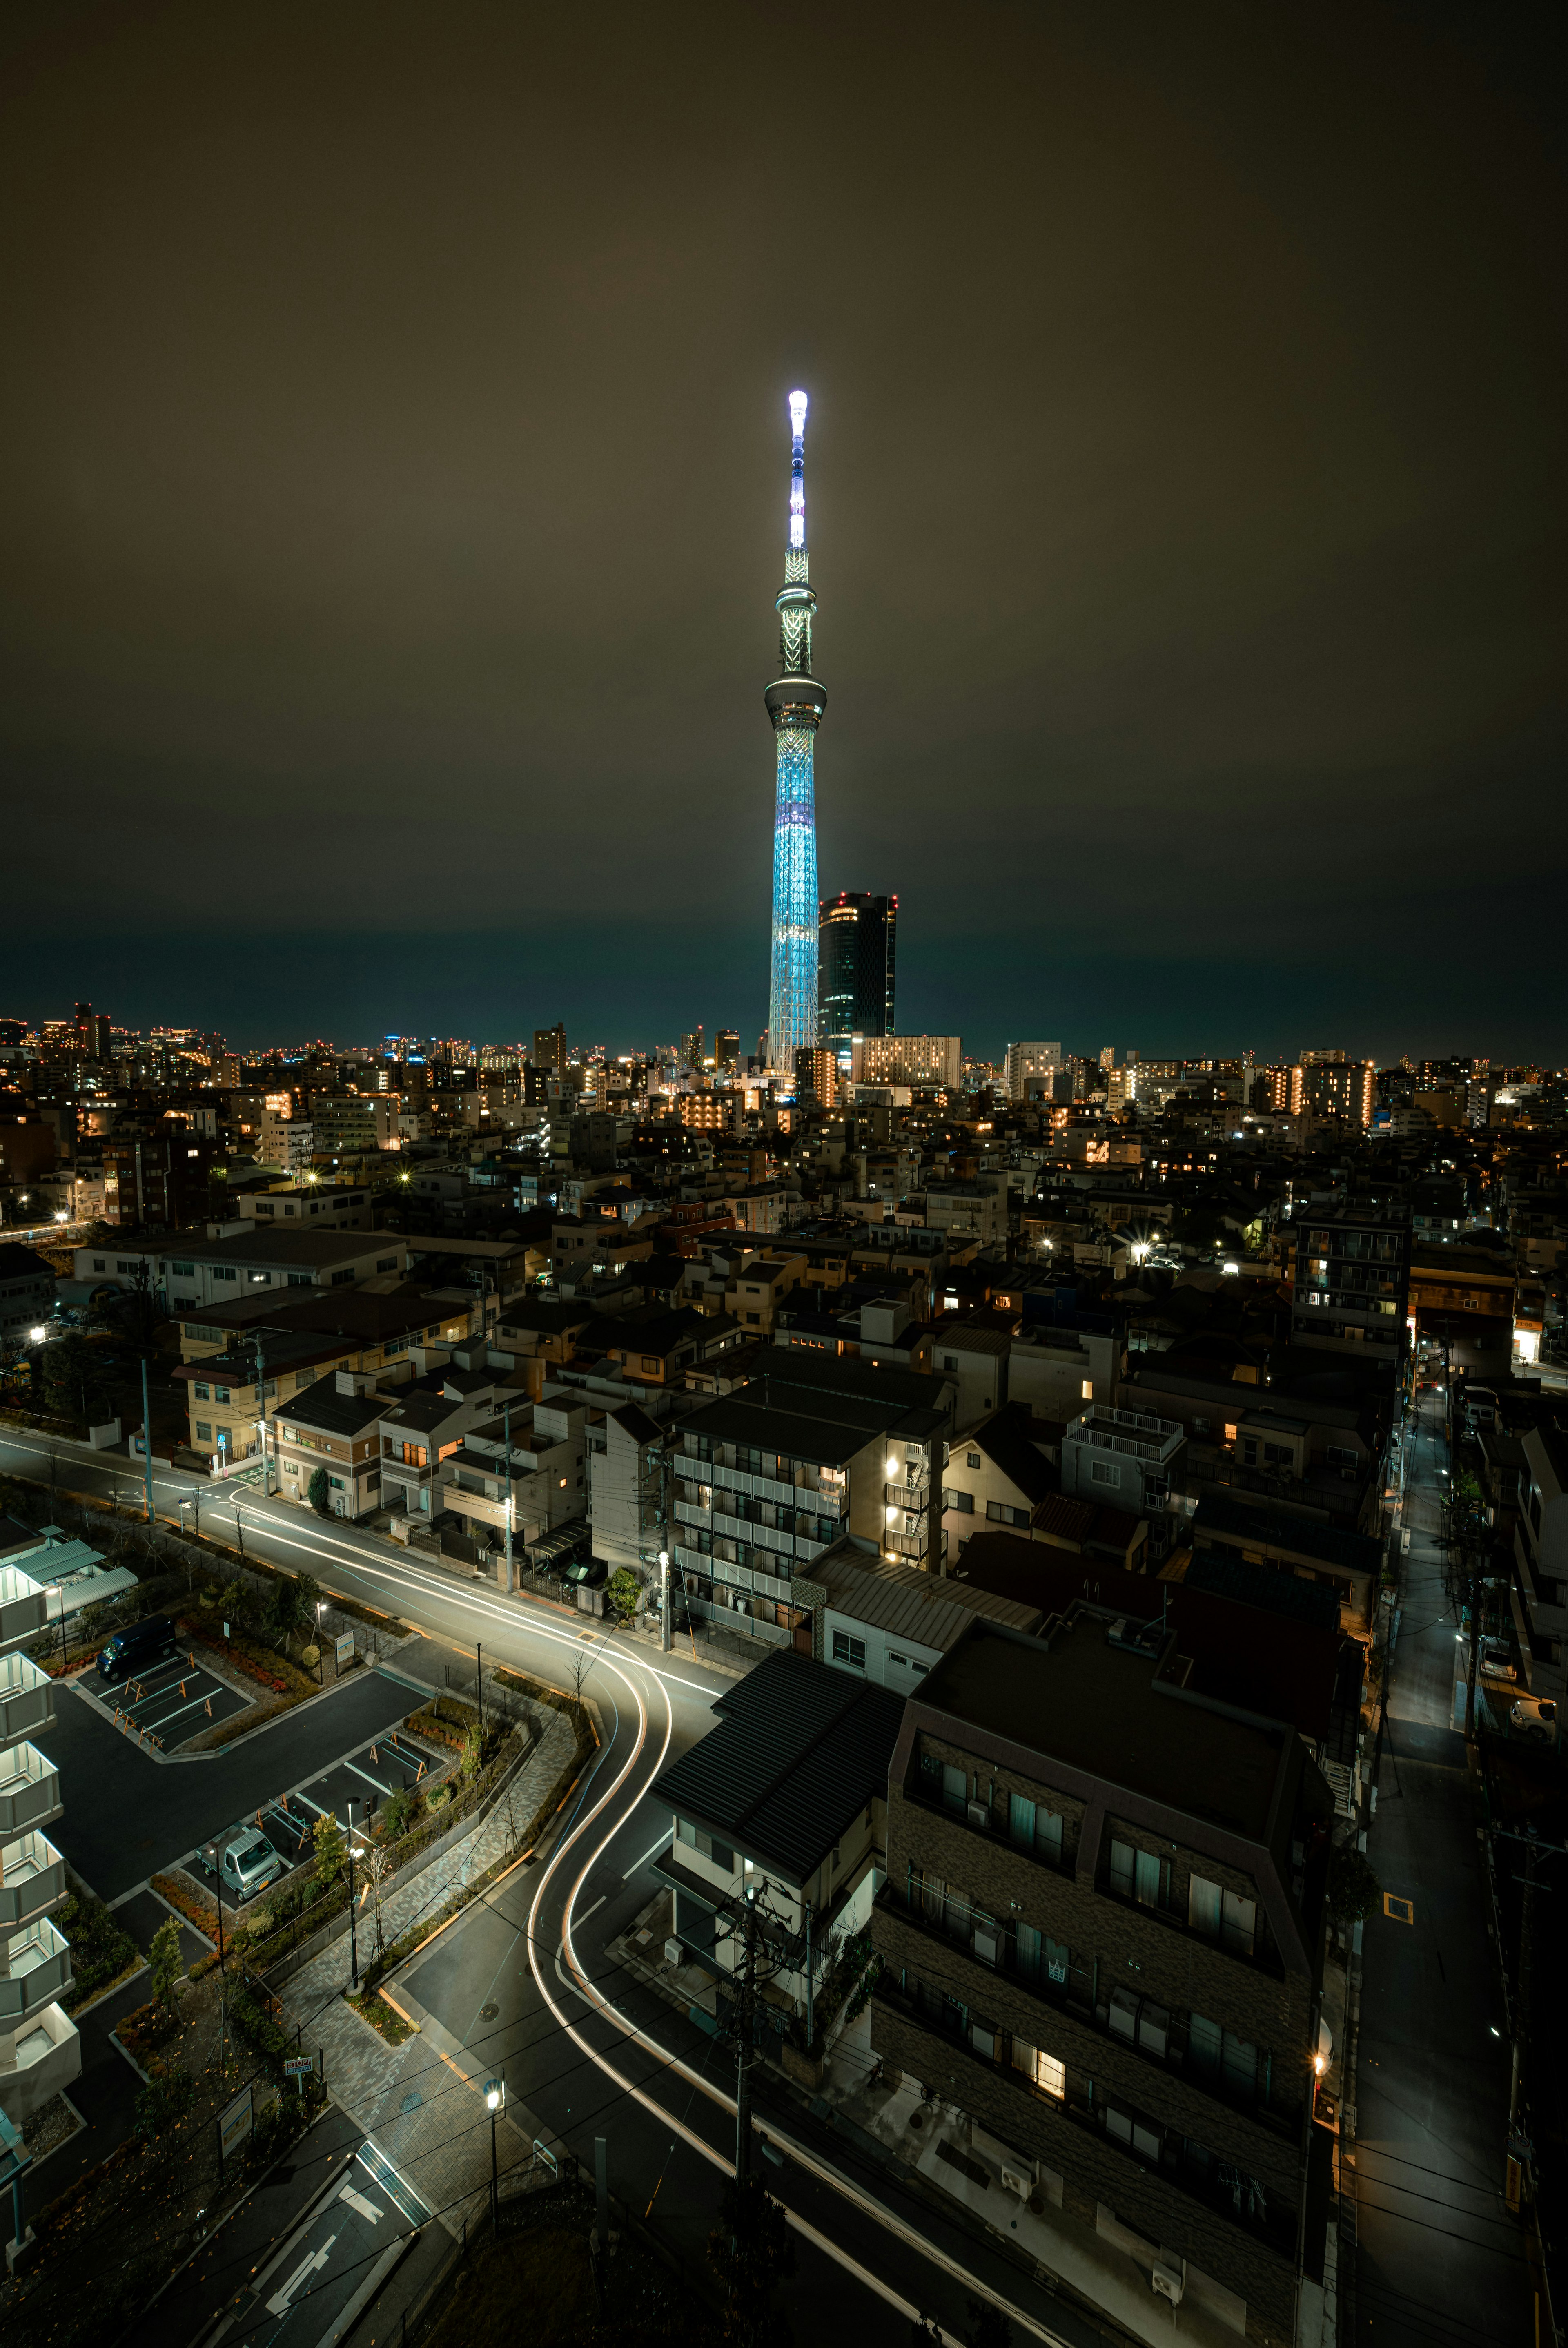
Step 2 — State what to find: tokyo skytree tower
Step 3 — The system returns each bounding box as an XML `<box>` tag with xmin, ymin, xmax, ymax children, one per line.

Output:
<box><xmin>765</xmin><ymin>389</ymin><xmax>825</xmax><ymax>1071</ymax></box>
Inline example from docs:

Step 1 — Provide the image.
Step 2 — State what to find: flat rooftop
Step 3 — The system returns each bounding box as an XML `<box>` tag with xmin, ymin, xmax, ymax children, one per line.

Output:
<box><xmin>919</xmin><ymin>1612</ymin><xmax>1286</xmax><ymax>1841</ymax></box>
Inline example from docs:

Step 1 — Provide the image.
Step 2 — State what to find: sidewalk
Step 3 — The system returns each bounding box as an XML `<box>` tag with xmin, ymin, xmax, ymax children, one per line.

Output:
<box><xmin>277</xmin><ymin>1707</ymin><xmax>577</xmax><ymax>2237</ymax></box>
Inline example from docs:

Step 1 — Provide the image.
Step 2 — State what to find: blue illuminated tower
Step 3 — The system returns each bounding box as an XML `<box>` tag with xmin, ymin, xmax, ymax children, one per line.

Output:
<box><xmin>765</xmin><ymin>389</ymin><xmax>824</xmax><ymax>1071</ymax></box>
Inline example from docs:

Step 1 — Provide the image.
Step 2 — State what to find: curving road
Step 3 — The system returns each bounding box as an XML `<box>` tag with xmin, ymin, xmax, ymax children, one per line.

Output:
<box><xmin>2</xmin><ymin>1423</ymin><xmax>1102</xmax><ymax>2347</ymax></box>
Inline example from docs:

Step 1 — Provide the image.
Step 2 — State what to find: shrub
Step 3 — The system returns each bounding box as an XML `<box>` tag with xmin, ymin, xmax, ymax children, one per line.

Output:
<box><xmin>1328</xmin><ymin>1844</ymin><xmax>1381</xmax><ymax>1929</ymax></box>
<box><xmin>301</xmin><ymin>1643</ymin><xmax>320</xmax><ymax>1670</ymax></box>
<box><xmin>307</xmin><ymin>1466</ymin><xmax>330</xmax><ymax>1514</ymax></box>
<box><xmin>149</xmin><ymin>1916</ymin><xmax>183</xmax><ymax>2014</ymax></box>
<box><xmin>133</xmin><ymin>2065</ymin><xmax>194</xmax><ymax>2139</ymax></box>
<box><xmin>58</xmin><ymin>1881</ymin><xmax>139</xmax><ymax>2009</ymax></box>
<box><xmin>606</xmin><ymin>1566</ymin><xmax>641</xmax><ymax>1622</ymax></box>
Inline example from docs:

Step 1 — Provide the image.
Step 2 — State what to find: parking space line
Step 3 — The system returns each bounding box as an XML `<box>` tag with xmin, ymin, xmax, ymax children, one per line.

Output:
<box><xmin>344</xmin><ymin>1759</ymin><xmax>395</xmax><ymax>1796</ymax></box>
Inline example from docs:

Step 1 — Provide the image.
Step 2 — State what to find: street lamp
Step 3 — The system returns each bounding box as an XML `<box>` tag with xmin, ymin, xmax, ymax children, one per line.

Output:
<box><xmin>485</xmin><ymin>2078</ymin><xmax>505</xmax><ymax>2227</ymax></box>
<box><xmin>346</xmin><ymin>1799</ymin><xmax>362</xmax><ymax>1990</ymax></box>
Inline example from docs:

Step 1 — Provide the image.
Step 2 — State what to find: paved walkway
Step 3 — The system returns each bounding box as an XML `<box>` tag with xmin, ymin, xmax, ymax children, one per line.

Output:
<box><xmin>279</xmin><ymin>1708</ymin><xmax>578</xmax><ymax>2237</ymax></box>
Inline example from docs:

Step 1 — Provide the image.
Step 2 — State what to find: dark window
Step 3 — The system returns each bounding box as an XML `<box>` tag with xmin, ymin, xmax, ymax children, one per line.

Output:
<box><xmin>831</xmin><ymin>1630</ymin><xmax>866</xmax><ymax>1671</ymax></box>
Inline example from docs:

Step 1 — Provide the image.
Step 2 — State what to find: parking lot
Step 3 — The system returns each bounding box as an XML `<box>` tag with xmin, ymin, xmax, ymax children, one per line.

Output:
<box><xmin>83</xmin><ymin>1643</ymin><xmax>252</xmax><ymax>1750</ymax></box>
<box><xmin>185</xmin><ymin>1721</ymin><xmax>453</xmax><ymax>1897</ymax></box>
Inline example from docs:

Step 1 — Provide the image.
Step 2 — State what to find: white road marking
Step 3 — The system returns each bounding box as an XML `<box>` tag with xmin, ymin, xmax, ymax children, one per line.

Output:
<box><xmin>621</xmin><ymin>1831</ymin><xmax>670</xmax><ymax>1879</ymax></box>
<box><xmin>339</xmin><ymin>2183</ymin><xmax>381</xmax><ymax>2222</ymax></box>
<box><xmin>265</xmin><ymin>2232</ymin><xmax>336</xmax><ymax>2312</ymax></box>
<box><xmin>577</xmin><ymin>1893</ymin><xmax>606</xmax><ymax>1924</ymax></box>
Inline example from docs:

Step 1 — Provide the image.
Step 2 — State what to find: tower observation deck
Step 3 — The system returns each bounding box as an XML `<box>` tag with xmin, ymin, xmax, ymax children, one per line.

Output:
<box><xmin>765</xmin><ymin>389</ymin><xmax>824</xmax><ymax>1072</ymax></box>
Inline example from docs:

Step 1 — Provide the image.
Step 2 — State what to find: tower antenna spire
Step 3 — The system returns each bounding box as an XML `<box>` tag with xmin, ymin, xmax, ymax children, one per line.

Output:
<box><xmin>765</xmin><ymin>391</ymin><xmax>824</xmax><ymax>1070</ymax></box>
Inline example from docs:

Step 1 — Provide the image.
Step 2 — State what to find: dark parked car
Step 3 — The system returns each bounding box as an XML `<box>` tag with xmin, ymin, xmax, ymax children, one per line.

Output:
<box><xmin>98</xmin><ymin>1615</ymin><xmax>178</xmax><ymax>1681</ymax></box>
<box><xmin>564</xmin><ymin>1557</ymin><xmax>608</xmax><ymax>1590</ymax></box>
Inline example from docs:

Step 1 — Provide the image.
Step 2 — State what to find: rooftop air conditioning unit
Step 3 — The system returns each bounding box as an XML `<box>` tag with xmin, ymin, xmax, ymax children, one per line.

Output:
<box><xmin>999</xmin><ymin>2165</ymin><xmax>1031</xmax><ymax>2200</ymax></box>
<box><xmin>967</xmin><ymin>1800</ymin><xmax>990</xmax><ymax>1828</ymax></box>
<box><xmin>664</xmin><ymin>1938</ymin><xmax>683</xmax><ymax>1966</ymax></box>
<box><xmin>1150</xmin><ymin>2263</ymin><xmax>1185</xmax><ymax>2306</ymax></box>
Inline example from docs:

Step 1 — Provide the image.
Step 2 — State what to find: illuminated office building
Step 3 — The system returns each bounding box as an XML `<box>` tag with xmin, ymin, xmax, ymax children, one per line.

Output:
<box><xmin>818</xmin><ymin>892</ymin><xmax>896</xmax><ymax>1057</ymax></box>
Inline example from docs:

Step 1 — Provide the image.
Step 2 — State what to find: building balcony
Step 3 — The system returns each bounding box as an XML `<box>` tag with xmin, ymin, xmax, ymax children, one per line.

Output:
<box><xmin>0</xmin><ymin>1742</ymin><xmax>62</xmax><ymax>1840</ymax></box>
<box><xmin>0</xmin><ymin>1915</ymin><xmax>73</xmax><ymax>2022</ymax></box>
<box><xmin>0</xmin><ymin>1565</ymin><xmax>49</xmax><ymax>1658</ymax></box>
<box><xmin>884</xmin><ymin>1529</ymin><xmax>927</xmax><ymax>1561</ymax></box>
<box><xmin>0</xmin><ymin>1650</ymin><xmax>56</xmax><ymax>1749</ymax></box>
<box><xmin>873</xmin><ymin>1975</ymin><xmax>1297</xmax><ymax>2265</ymax></box>
<box><xmin>885</xmin><ymin>1481</ymin><xmax>931</xmax><ymax>1510</ymax></box>
<box><xmin>443</xmin><ymin>1485</ymin><xmax>510</xmax><ymax>1531</ymax></box>
<box><xmin>0</xmin><ymin>1831</ymin><xmax>68</xmax><ymax>1930</ymax></box>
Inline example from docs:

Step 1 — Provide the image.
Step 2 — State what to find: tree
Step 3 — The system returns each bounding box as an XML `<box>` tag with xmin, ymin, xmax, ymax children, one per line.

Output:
<box><xmin>134</xmin><ymin>2064</ymin><xmax>194</xmax><ymax>2140</ymax></box>
<box><xmin>219</xmin><ymin>1576</ymin><xmax>256</xmax><ymax>1633</ymax></box>
<box><xmin>44</xmin><ymin>1333</ymin><xmax>109</xmax><ymax>1426</ymax></box>
<box><xmin>962</xmin><ymin>2298</ymin><xmax>1013</xmax><ymax>2348</ymax></box>
<box><xmin>313</xmin><ymin>1811</ymin><xmax>346</xmax><ymax>1888</ymax></box>
<box><xmin>606</xmin><ymin>1566</ymin><xmax>641</xmax><ymax>1625</ymax></box>
<box><xmin>307</xmin><ymin>1465</ymin><xmax>330</xmax><ymax>1514</ymax></box>
<box><xmin>149</xmin><ymin>1915</ymin><xmax>183</xmax><ymax>2016</ymax></box>
<box><xmin>460</xmin><ymin>1719</ymin><xmax>483</xmax><ymax>1782</ymax></box>
<box><xmin>1327</xmin><ymin>1843</ymin><xmax>1381</xmax><ymax>1931</ymax></box>
<box><xmin>708</xmin><ymin>2176</ymin><xmax>795</xmax><ymax>2348</ymax></box>
<box><xmin>269</xmin><ymin>1571</ymin><xmax>307</xmax><ymax>1648</ymax></box>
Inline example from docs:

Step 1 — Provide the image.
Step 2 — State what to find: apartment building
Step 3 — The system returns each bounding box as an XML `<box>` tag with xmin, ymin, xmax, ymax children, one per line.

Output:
<box><xmin>1290</xmin><ymin>1206</ymin><xmax>1409</xmax><ymax>1365</ymax></box>
<box><xmin>1190</xmin><ymin>1492</ymin><xmax>1382</xmax><ymax>1637</ymax></box>
<box><xmin>0</xmin><ymin>1549</ymin><xmax>78</xmax><ymax>2123</ymax></box>
<box><xmin>1514</xmin><ymin>1408</ymin><xmax>1568</xmax><ymax>1722</ymax></box>
<box><xmin>1408</xmin><ymin>1243</ymin><xmax>1517</xmax><ymax>1378</ymax></box>
<box><xmin>273</xmin><ymin>1371</ymin><xmax>392</xmax><ymax>1519</ymax></box>
<box><xmin>75</xmin><ymin>1229</ymin><xmax>408</xmax><ymax>1315</ymax></box>
<box><xmin>671</xmin><ymin>1358</ymin><xmax>949</xmax><ymax>1643</ymax></box>
<box><xmin>871</xmin><ymin>1609</ymin><xmax>1333</xmax><ymax>2348</ymax></box>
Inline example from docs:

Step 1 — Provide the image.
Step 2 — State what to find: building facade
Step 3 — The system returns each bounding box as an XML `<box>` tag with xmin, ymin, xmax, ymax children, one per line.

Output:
<box><xmin>871</xmin><ymin>1610</ymin><xmax>1332</xmax><ymax>2348</ymax></box>
<box><xmin>818</xmin><ymin>892</ymin><xmax>897</xmax><ymax>1058</ymax></box>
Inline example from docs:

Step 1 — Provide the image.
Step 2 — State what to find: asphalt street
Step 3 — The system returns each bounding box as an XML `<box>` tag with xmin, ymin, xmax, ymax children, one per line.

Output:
<box><xmin>4</xmin><ymin>1420</ymin><xmax>1119</xmax><ymax>2346</ymax></box>
<box><xmin>1354</xmin><ymin>1376</ymin><xmax>1535</xmax><ymax>2348</ymax></box>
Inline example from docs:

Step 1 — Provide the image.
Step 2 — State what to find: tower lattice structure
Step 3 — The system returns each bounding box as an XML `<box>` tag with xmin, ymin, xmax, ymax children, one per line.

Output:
<box><xmin>765</xmin><ymin>389</ymin><xmax>825</xmax><ymax>1071</ymax></box>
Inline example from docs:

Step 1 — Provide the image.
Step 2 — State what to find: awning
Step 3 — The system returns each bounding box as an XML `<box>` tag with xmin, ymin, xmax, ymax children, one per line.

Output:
<box><xmin>526</xmin><ymin>1517</ymin><xmax>590</xmax><ymax>1566</ymax></box>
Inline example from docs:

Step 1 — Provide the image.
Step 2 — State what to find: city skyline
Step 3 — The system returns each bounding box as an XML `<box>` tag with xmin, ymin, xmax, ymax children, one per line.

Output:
<box><xmin>3</xmin><ymin>9</ymin><xmax>1562</xmax><ymax>1055</ymax></box>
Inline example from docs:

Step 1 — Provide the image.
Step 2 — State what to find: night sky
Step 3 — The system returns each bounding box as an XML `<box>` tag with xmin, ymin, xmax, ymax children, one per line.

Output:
<box><xmin>3</xmin><ymin>3</ymin><xmax>1564</xmax><ymax>1061</ymax></box>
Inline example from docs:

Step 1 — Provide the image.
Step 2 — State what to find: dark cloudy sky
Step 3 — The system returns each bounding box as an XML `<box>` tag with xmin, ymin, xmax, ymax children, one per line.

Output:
<box><xmin>2</xmin><ymin>1</ymin><xmax>1564</xmax><ymax>1060</ymax></box>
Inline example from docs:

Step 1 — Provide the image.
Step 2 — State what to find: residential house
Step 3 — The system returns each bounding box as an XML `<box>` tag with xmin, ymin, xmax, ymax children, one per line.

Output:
<box><xmin>1060</xmin><ymin>1406</ymin><xmax>1185</xmax><ymax>1518</ymax></box>
<box><xmin>379</xmin><ymin>1368</ymin><xmax>517</xmax><ymax>1523</ymax></box>
<box><xmin>0</xmin><ymin>1245</ymin><xmax>56</xmax><ymax>1345</ymax></box>
<box><xmin>440</xmin><ymin>1393</ymin><xmax>589</xmax><ymax>1568</ymax></box>
<box><xmin>931</xmin><ymin>1318</ymin><xmax>1012</xmax><ymax>1433</ymax></box>
<box><xmin>587</xmin><ymin>1398</ymin><xmax>667</xmax><ymax>1571</ymax></box>
<box><xmin>653</xmin><ymin>1651</ymin><xmax>903</xmax><ymax>2043</ymax></box>
<box><xmin>794</xmin><ymin>1536</ymin><xmax>1042</xmax><ymax>1689</ymax></box>
<box><xmin>940</xmin><ymin>1405</ymin><xmax>1056</xmax><ymax>1566</ymax></box>
<box><xmin>274</xmin><ymin>1371</ymin><xmax>393</xmax><ymax>1519</ymax></box>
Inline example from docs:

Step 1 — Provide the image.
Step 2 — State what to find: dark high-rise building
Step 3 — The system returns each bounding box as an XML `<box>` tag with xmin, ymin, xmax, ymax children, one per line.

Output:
<box><xmin>817</xmin><ymin>892</ymin><xmax>897</xmax><ymax>1056</ymax></box>
<box><xmin>533</xmin><ymin>1023</ymin><xmax>567</xmax><ymax>1079</ymax></box>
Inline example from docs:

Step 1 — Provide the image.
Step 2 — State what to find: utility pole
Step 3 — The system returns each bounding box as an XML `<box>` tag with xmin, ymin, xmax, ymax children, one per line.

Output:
<box><xmin>502</xmin><ymin>1398</ymin><xmax>514</xmax><ymax>1594</ymax></box>
<box><xmin>476</xmin><ymin>1643</ymin><xmax>483</xmax><ymax>1739</ymax></box>
<box><xmin>251</xmin><ymin>1332</ymin><xmax>271</xmax><ymax>1495</ymax></box>
<box><xmin>734</xmin><ymin>1885</ymin><xmax>757</xmax><ymax>2183</ymax></box>
<box><xmin>139</xmin><ymin>1354</ymin><xmax>155</xmax><ymax>1525</ymax></box>
<box><xmin>659</xmin><ymin>1551</ymin><xmax>672</xmax><ymax>1656</ymax></box>
<box><xmin>347</xmin><ymin>1798</ymin><xmax>360</xmax><ymax>1990</ymax></box>
<box><xmin>1511</xmin><ymin>1827</ymin><xmax>1536</xmax><ymax>2136</ymax></box>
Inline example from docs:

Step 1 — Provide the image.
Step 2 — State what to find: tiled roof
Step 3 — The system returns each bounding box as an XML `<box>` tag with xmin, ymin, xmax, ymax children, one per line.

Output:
<box><xmin>650</xmin><ymin>1651</ymin><xmax>904</xmax><ymax>1882</ymax></box>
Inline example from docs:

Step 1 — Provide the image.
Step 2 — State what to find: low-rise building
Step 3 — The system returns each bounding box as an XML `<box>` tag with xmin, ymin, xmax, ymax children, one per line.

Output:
<box><xmin>440</xmin><ymin>1393</ymin><xmax>589</xmax><ymax>1564</ymax></box>
<box><xmin>0</xmin><ymin>1245</ymin><xmax>56</xmax><ymax>1345</ymax></box>
<box><xmin>1189</xmin><ymin>1491</ymin><xmax>1381</xmax><ymax>1637</ymax></box>
<box><xmin>273</xmin><ymin>1370</ymin><xmax>394</xmax><ymax>1519</ymax></box>
<box><xmin>940</xmin><ymin>1405</ymin><xmax>1056</xmax><ymax>1565</ymax></box>
<box><xmin>1060</xmin><ymin>1405</ymin><xmax>1185</xmax><ymax>1517</ymax></box>
<box><xmin>379</xmin><ymin>1369</ymin><xmax>516</xmax><ymax>1523</ymax></box>
<box><xmin>652</xmin><ymin>1650</ymin><xmax>904</xmax><ymax>2040</ymax></box>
